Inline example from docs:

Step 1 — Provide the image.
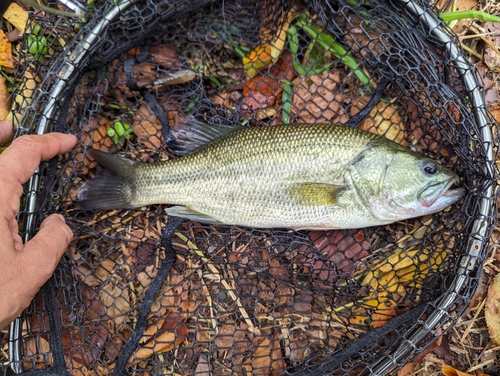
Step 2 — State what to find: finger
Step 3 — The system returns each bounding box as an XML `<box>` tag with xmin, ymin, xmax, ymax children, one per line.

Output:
<box><xmin>20</xmin><ymin>214</ymin><xmax>73</xmax><ymax>287</ymax></box>
<box><xmin>0</xmin><ymin>133</ymin><xmax>77</xmax><ymax>184</ymax></box>
<box><xmin>0</xmin><ymin>133</ymin><xmax>77</xmax><ymax>215</ymax></box>
<box><xmin>0</xmin><ymin>216</ymin><xmax>16</xmax><ymax>256</ymax></box>
<box><xmin>0</xmin><ymin>120</ymin><xmax>13</xmax><ymax>145</ymax></box>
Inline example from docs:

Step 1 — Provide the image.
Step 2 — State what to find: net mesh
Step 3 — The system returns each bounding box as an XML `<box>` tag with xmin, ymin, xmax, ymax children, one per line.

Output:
<box><xmin>1</xmin><ymin>0</ymin><xmax>498</xmax><ymax>375</ymax></box>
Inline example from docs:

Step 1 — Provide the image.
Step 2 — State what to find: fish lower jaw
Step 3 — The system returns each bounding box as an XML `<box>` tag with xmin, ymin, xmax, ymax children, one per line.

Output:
<box><xmin>442</xmin><ymin>187</ymin><xmax>466</xmax><ymax>198</ymax></box>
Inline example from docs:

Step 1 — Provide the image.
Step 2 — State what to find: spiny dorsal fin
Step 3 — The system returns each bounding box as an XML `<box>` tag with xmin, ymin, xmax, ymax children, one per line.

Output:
<box><xmin>168</xmin><ymin>117</ymin><xmax>243</xmax><ymax>156</ymax></box>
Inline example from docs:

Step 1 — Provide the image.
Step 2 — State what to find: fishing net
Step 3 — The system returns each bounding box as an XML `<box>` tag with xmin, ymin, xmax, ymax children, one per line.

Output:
<box><xmin>1</xmin><ymin>0</ymin><xmax>498</xmax><ymax>375</ymax></box>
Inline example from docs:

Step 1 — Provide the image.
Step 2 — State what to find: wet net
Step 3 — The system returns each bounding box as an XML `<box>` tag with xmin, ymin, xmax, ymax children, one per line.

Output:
<box><xmin>1</xmin><ymin>0</ymin><xmax>498</xmax><ymax>375</ymax></box>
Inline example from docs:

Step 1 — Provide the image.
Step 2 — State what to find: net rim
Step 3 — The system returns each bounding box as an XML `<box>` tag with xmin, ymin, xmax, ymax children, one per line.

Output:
<box><xmin>7</xmin><ymin>0</ymin><xmax>497</xmax><ymax>374</ymax></box>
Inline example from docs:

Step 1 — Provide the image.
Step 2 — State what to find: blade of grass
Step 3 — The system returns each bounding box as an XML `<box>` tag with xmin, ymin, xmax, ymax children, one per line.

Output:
<box><xmin>286</xmin><ymin>25</ymin><xmax>307</xmax><ymax>76</ymax></box>
<box><xmin>295</xmin><ymin>16</ymin><xmax>372</xmax><ymax>91</ymax></box>
<box><xmin>282</xmin><ymin>81</ymin><xmax>293</xmax><ymax>123</ymax></box>
<box><xmin>440</xmin><ymin>10</ymin><xmax>500</xmax><ymax>22</ymax></box>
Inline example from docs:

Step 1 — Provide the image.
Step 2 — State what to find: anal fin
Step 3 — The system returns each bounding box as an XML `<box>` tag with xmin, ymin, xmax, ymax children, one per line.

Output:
<box><xmin>165</xmin><ymin>206</ymin><xmax>223</xmax><ymax>224</ymax></box>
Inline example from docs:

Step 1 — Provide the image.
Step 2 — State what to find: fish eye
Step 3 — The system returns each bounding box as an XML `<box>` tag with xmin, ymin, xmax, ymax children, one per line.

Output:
<box><xmin>422</xmin><ymin>161</ymin><xmax>437</xmax><ymax>175</ymax></box>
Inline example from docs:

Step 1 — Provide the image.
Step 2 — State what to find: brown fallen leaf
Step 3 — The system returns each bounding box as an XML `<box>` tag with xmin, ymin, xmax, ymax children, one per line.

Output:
<box><xmin>243</xmin><ymin>337</ymin><xmax>272</xmax><ymax>375</ymax></box>
<box><xmin>61</xmin><ymin>323</ymin><xmax>109</xmax><ymax>368</ymax></box>
<box><xmin>80</xmin><ymin>281</ymin><xmax>106</xmax><ymax>321</ymax></box>
<box><xmin>134</xmin><ymin>316</ymin><xmax>188</xmax><ymax>359</ymax></box>
<box><xmin>132</xmin><ymin>103</ymin><xmax>163</xmax><ymax>151</ymax></box>
<box><xmin>484</xmin><ymin>23</ymin><xmax>500</xmax><ymax>71</ymax></box>
<box><xmin>3</xmin><ymin>3</ymin><xmax>29</xmax><ymax>34</ymax></box>
<box><xmin>70</xmin><ymin>116</ymin><xmax>115</xmax><ymax>176</ymax></box>
<box><xmin>0</xmin><ymin>30</ymin><xmax>14</xmax><ymax>69</ymax></box>
<box><xmin>99</xmin><ymin>276</ymin><xmax>131</xmax><ymax>326</ymax></box>
<box><xmin>307</xmin><ymin>229</ymin><xmax>371</xmax><ymax>281</ymax></box>
<box><xmin>407</xmin><ymin>100</ymin><xmax>455</xmax><ymax>157</ymax></box>
<box><xmin>485</xmin><ymin>272</ymin><xmax>500</xmax><ymax>346</ymax></box>
<box><xmin>25</xmin><ymin>335</ymin><xmax>52</xmax><ymax>365</ymax></box>
<box><xmin>128</xmin><ymin>44</ymin><xmax>181</xmax><ymax>70</ymax></box>
<box><xmin>442</xmin><ymin>364</ymin><xmax>490</xmax><ymax>376</ymax></box>
<box><xmin>242</xmin><ymin>50</ymin><xmax>296</xmax><ymax>118</ymax></box>
<box><xmin>194</xmin><ymin>354</ymin><xmax>211</xmax><ymax>376</ymax></box>
<box><xmin>64</xmin><ymin>357</ymin><xmax>90</xmax><ymax>376</ymax></box>
<box><xmin>214</xmin><ymin>322</ymin><xmax>252</xmax><ymax>353</ymax></box>
<box><xmin>6</xmin><ymin>28</ymin><xmax>21</xmax><ymax>43</ymax></box>
<box><xmin>292</xmin><ymin>72</ymin><xmax>348</xmax><ymax>123</ymax></box>
<box><xmin>352</xmin><ymin>97</ymin><xmax>408</xmax><ymax>146</ymax></box>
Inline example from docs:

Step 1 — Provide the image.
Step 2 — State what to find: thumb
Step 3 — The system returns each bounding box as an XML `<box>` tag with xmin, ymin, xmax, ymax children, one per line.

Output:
<box><xmin>21</xmin><ymin>214</ymin><xmax>73</xmax><ymax>283</ymax></box>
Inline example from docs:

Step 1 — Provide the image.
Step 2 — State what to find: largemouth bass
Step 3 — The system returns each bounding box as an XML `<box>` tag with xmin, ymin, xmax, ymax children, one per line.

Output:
<box><xmin>78</xmin><ymin>123</ymin><xmax>464</xmax><ymax>230</ymax></box>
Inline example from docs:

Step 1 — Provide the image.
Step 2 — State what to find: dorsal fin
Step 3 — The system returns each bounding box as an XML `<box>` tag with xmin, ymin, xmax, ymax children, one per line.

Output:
<box><xmin>168</xmin><ymin>117</ymin><xmax>243</xmax><ymax>156</ymax></box>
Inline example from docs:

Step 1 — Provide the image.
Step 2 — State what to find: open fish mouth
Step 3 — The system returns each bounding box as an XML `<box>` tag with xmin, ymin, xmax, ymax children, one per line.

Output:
<box><xmin>418</xmin><ymin>178</ymin><xmax>464</xmax><ymax>208</ymax></box>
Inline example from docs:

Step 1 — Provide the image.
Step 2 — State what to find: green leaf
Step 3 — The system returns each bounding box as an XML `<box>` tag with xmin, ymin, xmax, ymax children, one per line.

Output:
<box><xmin>440</xmin><ymin>10</ymin><xmax>500</xmax><ymax>22</ymax></box>
<box><xmin>286</xmin><ymin>25</ymin><xmax>308</xmax><ymax>76</ymax></box>
<box><xmin>282</xmin><ymin>82</ymin><xmax>293</xmax><ymax>124</ymax></box>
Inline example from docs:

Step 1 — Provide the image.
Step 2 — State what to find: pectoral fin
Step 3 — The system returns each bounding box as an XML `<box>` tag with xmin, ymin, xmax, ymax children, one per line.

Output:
<box><xmin>165</xmin><ymin>206</ymin><xmax>224</xmax><ymax>224</ymax></box>
<box><xmin>289</xmin><ymin>183</ymin><xmax>348</xmax><ymax>206</ymax></box>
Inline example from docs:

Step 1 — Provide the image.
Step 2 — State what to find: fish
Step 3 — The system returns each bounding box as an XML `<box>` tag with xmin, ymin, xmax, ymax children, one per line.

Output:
<box><xmin>78</xmin><ymin>122</ymin><xmax>465</xmax><ymax>230</ymax></box>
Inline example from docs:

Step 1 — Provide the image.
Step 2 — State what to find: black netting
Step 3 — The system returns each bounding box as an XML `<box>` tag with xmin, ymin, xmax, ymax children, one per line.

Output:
<box><xmin>1</xmin><ymin>0</ymin><xmax>498</xmax><ymax>375</ymax></box>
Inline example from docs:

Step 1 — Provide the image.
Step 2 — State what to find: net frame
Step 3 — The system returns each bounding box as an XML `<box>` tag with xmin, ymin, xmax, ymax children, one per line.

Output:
<box><xmin>1</xmin><ymin>0</ymin><xmax>497</xmax><ymax>374</ymax></box>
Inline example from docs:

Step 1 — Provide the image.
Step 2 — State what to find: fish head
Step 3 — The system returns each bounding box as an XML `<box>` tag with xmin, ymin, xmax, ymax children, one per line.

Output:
<box><xmin>350</xmin><ymin>147</ymin><xmax>465</xmax><ymax>223</ymax></box>
<box><xmin>373</xmin><ymin>151</ymin><xmax>465</xmax><ymax>221</ymax></box>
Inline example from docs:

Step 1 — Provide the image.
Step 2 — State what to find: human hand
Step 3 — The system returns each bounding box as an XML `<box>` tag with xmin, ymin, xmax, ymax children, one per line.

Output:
<box><xmin>0</xmin><ymin>121</ymin><xmax>77</xmax><ymax>329</ymax></box>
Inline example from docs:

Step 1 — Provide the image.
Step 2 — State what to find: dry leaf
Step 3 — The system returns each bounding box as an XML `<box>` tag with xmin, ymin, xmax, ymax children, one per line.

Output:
<box><xmin>344</xmin><ymin>17</ymin><xmax>389</xmax><ymax>59</ymax></box>
<box><xmin>71</xmin><ymin>116</ymin><xmax>115</xmax><ymax>176</ymax></box>
<box><xmin>485</xmin><ymin>272</ymin><xmax>500</xmax><ymax>345</ymax></box>
<box><xmin>441</xmin><ymin>364</ymin><xmax>480</xmax><ymax>376</ymax></box>
<box><xmin>3</xmin><ymin>3</ymin><xmax>29</xmax><ymax>34</ymax></box>
<box><xmin>243</xmin><ymin>338</ymin><xmax>272</xmax><ymax>375</ymax></box>
<box><xmin>0</xmin><ymin>76</ymin><xmax>10</xmax><ymax>121</ymax></box>
<box><xmin>307</xmin><ymin>229</ymin><xmax>370</xmax><ymax>282</ymax></box>
<box><xmin>0</xmin><ymin>30</ymin><xmax>14</xmax><ymax>69</ymax></box>
<box><xmin>8</xmin><ymin>70</ymin><xmax>39</xmax><ymax>126</ymax></box>
<box><xmin>134</xmin><ymin>317</ymin><xmax>187</xmax><ymax>359</ymax></box>
<box><xmin>128</xmin><ymin>44</ymin><xmax>181</xmax><ymax>70</ymax></box>
<box><xmin>242</xmin><ymin>50</ymin><xmax>296</xmax><ymax>116</ymax></box>
<box><xmin>80</xmin><ymin>281</ymin><xmax>106</xmax><ymax>321</ymax></box>
<box><xmin>61</xmin><ymin>323</ymin><xmax>109</xmax><ymax>368</ymax></box>
<box><xmin>292</xmin><ymin>72</ymin><xmax>348</xmax><ymax>123</ymax></box>
<box><xmin>132</xmin><ymin>104</ymin><xmax>163</xmax><ymax>151</ymax></box>
<box><xmin>352</xmin><ymin>98</ymin><xmax>408</xmax><ymax>146</ymax></box>
<box><xmin>484</xmin><ymin>23</ymin><xmax>500</xmax><ymax>71</ymax></box>
<box><xmin>194</xmin><ymin>354</ymin><xmax>211</xmax><ymax>376</ymax></box>
<box><xmin>243</xmin><ymin>6</ymin><xmax>298</xmax><ymax>77</ymax></box>
<box><xmin>99</xmin><ymin>277</ymin><xmax>131</xmax><ymax>325</ymax></box>
<box><xmin>65</xmin><ymin>356</ymin><xmax>90</xmax><ymax>376</ymax></box>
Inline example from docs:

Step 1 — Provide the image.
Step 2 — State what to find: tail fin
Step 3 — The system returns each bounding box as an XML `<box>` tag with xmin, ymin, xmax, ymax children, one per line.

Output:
<box><xmin>78</xmin><ymin>149</ymin><xmax>139</xmax><ymax>210</ymax></box>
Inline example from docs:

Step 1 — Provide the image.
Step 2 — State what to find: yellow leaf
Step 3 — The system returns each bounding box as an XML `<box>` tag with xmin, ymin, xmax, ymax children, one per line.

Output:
<box><xmin>441</xmin><ymin>364</ymin><xmax>477</xmax><ymax>376</ymax></box>
<box><xmin>242</xmin><ymin>6</ymin><xmax>298</xmax><ymax>77</ymax></box>
<box><xmin>3</xmin><ymin>3</ymin><xmax>29</xmax><ymax>34</ymax></box>
<box><xmin>0</xmin><ymin>30</ymin><xmax>14</xmax><ymax>69</ymax></box>
<box><xmin>8</xmin><ymin>70</ymin><xmax>39</xmax><ymax>126</ymax></box>
<box><xmin>0</xmin><ymin>76</ymin><xmax>10</xmax><ymax>121</ymax></box>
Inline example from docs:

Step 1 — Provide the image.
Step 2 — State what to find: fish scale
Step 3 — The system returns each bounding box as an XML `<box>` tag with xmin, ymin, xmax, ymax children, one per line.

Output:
<box><xmin>78</xmin><ymin>123</ymin><xmax>464</xmax><ymax>230</ymax></box>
